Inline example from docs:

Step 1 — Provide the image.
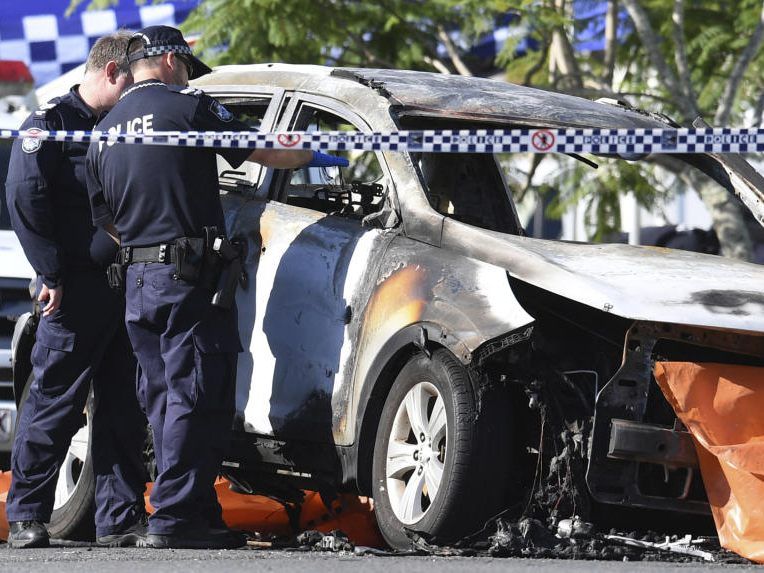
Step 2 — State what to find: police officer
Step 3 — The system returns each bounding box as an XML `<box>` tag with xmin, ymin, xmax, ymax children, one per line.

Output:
<box><xmin>86</xmin><ymin>26</ymin><xmax>345</xmax><ymax>549</ymax></box>
<box><xmin>5</xmin><ymin>33</ymin><xmax>148</xmax><ymax>548</ymax></box>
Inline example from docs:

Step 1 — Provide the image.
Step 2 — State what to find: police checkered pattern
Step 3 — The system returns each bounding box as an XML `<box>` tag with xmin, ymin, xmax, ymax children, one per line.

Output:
<box><xmin>0</xmin><ymin>1</ymin><xmax>192</xmax><ymax>86</ymax></box>
<box><xmin>3</xmin><ymin>127</ymin><xmax>764</xmax><ymax>155</ymax></box>
<box><xmin>142</xmin><ymin>45</ymin><xmax>194</xmax><ymax>57</ymax></box>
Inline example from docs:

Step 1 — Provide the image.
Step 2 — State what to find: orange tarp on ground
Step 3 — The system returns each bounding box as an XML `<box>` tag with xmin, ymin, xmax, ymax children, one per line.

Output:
<box><xmin>655</xmin><ymin>361</ymin><xmax>764</xmax><ymax>563</ymax></box>
<box><xmin>0</xmin><ymin>471</ymin><xmax>9</xmax><ymax>541</ymax></box>
<box><xmin>0</xmin><ymin>472</ymin><xmax>383</xmax><ymax>547</ymax></box>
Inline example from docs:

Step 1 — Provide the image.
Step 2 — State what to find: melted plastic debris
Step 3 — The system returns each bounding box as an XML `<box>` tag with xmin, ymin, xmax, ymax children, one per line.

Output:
<box><xmin>263</xmin><ymin>519</ymin><xmax>748</xmax><ymax>563</ymax></box>
<box><xmin>294</xmin><ymin>529</ymin><xmax>355</xmax><ymax>553</ymax></box>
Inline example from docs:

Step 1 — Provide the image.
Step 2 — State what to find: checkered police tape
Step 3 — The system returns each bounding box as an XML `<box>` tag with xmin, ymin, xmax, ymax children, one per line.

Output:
<box><xmin>3</xmin><ymin>127</ymin><xmax>764</xmax><ymax>154</ymax></box>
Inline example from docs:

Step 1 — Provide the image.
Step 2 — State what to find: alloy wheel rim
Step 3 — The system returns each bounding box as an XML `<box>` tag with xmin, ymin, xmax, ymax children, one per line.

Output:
<box><xmin>53</xmin><ymin>420</ymin><xmax>88</xmax><ymax>510</ymax></box>
<box><xmin>386</xmin><ymin>381</ymin><xmax>447</xmax><ymax>524</ymax></box>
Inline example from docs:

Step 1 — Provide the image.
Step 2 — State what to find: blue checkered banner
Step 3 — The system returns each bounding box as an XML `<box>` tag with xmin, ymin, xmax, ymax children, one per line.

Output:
<box><xmin>1</xmin><ymin>127</ymin><xmax>763</xmax><ymax>155</ymax></box>
<box><xmin>0</xmin><ymin>1</ymin><xmax>195</xmax><ymax>86</ymax></box>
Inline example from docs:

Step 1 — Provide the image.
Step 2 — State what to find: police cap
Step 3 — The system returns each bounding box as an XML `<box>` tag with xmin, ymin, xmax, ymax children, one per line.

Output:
<box><xmin>127</xmin><ymin>25</ymin><xmax>212</xmax><ymax>80</ymax></box>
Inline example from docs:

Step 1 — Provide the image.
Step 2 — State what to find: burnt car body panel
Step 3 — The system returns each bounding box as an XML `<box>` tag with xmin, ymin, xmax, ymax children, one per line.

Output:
<box><xmin>442</xmin><ymin>218</ymin><xmax>764</xmax><ymax>333</ymax></box>
<box><xmin>189</xmin><ymin>65</ymin><xmax>764</xmax><ymax>515</ymax></box>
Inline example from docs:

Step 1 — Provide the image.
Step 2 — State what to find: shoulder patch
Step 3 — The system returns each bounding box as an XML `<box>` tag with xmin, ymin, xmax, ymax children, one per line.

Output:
<box><xmin>209</xmin><ymin>99</ymin><xmax>233</xmax><ymax>122</ymax></box>
<box><xmin>21</xmin><ymin>127</ymin><xmax>44</xmax><ymax>154</ymax></box>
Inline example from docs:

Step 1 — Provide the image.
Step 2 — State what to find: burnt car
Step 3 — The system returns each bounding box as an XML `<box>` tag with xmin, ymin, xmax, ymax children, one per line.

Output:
<box><xmin>11</xmin><ymin>65</ymin><xmax>764</xmax><ymax>546</ymax></box>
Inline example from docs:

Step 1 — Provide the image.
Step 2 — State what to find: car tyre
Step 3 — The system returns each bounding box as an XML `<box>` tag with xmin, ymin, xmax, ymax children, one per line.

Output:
<box><xmin>15</xmin><ymin>372</ymin><xmax>96</xmax><ymax>540</ymax></box>
<box><xmin>371</xmin><ymin>348</ymin><xmax>511</xmax><ymax>549</ymax></box>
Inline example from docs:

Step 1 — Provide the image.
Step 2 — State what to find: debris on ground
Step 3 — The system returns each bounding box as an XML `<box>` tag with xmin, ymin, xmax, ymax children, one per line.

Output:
<box><xmin>294</xmin><ymin>529</ymin><xmax>355</xmax><ymax>552</ymax></box>
<box><xmin>604</xmin><ymin>533</ymin><xmax>715</xmax><ymax>561</ymax></box>
<box><xmin>0</xmin><ymin>363</ymin><xmax>756</xmax><ymax>564</ymax></box>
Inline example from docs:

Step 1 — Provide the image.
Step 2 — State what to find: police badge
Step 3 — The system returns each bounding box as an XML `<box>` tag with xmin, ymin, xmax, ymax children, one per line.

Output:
<box><xmin>210</xmin><ymin>100</ymin><xmax>234</xmax><ymax>122</ymax></box>
<box><xmin>22</xmin><ymin>128</ymin><xmax>43</xmax><ymax>154</ymax></box>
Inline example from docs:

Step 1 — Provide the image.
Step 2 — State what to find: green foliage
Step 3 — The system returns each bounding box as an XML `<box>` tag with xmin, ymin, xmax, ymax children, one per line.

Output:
<box><xmin>546</xmin><ymin>157</ymin><xmax>667</xmax><ymax>241</ymax></box>
<box><xmin>617</xmin><ymin>0</ymin><xmax>764</xmax><ymax>123</ymax></box>
<box><xmin>181</xmin><ymin>0</ymin><xmax>459</xmax><ymax>70</ymax></box>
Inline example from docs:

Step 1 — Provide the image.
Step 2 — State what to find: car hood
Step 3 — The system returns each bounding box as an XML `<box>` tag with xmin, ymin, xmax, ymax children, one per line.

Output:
<box><xmin>442</xmin><ymin>219</ymin><xmax>764</xmax><ymax>334</ymax></box>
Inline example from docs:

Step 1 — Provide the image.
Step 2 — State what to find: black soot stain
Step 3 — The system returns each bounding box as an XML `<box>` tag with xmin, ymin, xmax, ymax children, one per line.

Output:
<box><xmin>690</xmin><ymin>290</ymin><xmax>764</xmax><ymax>315</ymax></box>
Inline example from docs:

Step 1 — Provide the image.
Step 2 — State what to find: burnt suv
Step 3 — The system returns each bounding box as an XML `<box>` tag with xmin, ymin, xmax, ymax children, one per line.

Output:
<box><xmin>12</xmin><ymin>65</ymin><xmax>764</xmax><ymax>546</ymax></box>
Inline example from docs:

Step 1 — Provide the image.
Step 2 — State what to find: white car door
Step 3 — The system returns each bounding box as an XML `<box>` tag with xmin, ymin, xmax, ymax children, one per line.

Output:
<box><xmin>232</xmin><ymin>95</ymin><xmax>397</xmax><ymax>446</ymax></box>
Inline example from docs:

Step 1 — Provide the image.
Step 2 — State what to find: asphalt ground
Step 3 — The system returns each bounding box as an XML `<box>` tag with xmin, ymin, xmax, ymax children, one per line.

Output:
<box><xmin>0</xmin><ymin>546</ymin><xmax>760</xmax><ymax>573</ymax></box>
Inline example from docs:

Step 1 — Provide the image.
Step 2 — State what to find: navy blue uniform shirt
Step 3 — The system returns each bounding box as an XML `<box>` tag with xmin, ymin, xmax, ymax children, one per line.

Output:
<box><xmin>5</xmin><ymin>87</ymin><xmax>118</xmax><ymax>288</ymax></box>
<box><xmin>86</xmin><ymin>81</ymin><xmax>252</xmax><ymax>246</ymax></box>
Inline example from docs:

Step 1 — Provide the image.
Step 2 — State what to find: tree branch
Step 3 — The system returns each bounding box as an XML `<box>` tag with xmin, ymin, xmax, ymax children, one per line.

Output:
<box><xmin>523</xmin><ymin>40</ymin><xmax>550</xmax><ymax>86</ymax></box>
<box><xmin>549</xmin><ymin>0</ymin><xmax>583</xmax><ymax>89</ymax></box>
<box><xmin>715</xmin><ymin>0</ymin><xmax>764</xmax><ymax>125</ymax></box>
<box><xmin>520</xmin><ymin>154</ymin><xmax>546</xmax><ymax>202</ymax></box>
<box><xmin>753</xmin><ymin>89</ymin><xmax>764</xmax><ymax>126</ymax></box>
<box><xmin>423</xmin><ymin>56</ymin><xmax>451</xmax><ymax>75</ymax></box>
<box><xmin>621</xmin><ymin>0</ymin><xmax>696</xmax><ymax>120</ymax></box>
<box><xmin>437</xmin><ymin>26</ymin><xmax>472</xmax><ymax>76</ymax></box>
<box><xmin>603</xmin><ymin>0</ymin><xmax>618</xmax><ymax>88</ymax></box>
<box><xmin>671</xmin><ymin>0</ymin><xmax>698</xmax><ymax>114</ymax></box>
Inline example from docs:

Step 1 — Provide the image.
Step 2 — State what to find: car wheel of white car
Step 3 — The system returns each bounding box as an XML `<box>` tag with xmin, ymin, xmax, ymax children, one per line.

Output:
<box><xmin>16</xmin><ymin>373</ymin><xmax>96</xmax><ymax>540</ymax></box>
<box><xmin>371</xmin><ymin>348</ymin><xmax>511</xmax><ymax>549</ymax></box>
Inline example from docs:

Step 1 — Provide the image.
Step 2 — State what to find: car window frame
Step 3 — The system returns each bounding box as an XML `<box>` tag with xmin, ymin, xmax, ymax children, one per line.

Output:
<box><xmin>269</xmin><ymin>92</ymin><xmax>400</xmax><ymax>224</ymax></box>
<box><xmin>201</xmin><ymin>85</ymin><xmax>286</xmax><ymax>200</ymax></box>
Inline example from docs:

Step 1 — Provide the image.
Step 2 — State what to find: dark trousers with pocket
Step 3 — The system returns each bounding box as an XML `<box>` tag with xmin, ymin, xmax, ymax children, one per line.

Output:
<box><xmin>7</xmin><ymin>270</ymin><xmax>147</xmax><ymax>537</ymax></box>
<box><xmin>124</xmin><ymin>263</ymin><xmax>239</xmax><ymax>535</ymax></box>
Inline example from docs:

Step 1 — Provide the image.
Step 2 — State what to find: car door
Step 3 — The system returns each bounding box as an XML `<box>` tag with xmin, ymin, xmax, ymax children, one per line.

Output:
<box><xmin>230</xmin><ymin>94</ymin><xmax>398</xmax><ymax>446</ymax></box>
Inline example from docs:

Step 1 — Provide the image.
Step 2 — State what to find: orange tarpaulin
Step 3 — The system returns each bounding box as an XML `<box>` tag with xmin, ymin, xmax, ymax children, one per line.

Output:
<box><xmin>655</xmin><ymin>361</ymin><xmax>764</xmax><ymax>563</ymax></box>
<box><xmin>0</xmin><ymin>472</ymin><xmax>383</xmax><ymax>547</ymax></box>
<box><xmin>0</xmin><ymin>471</ymin><xmax>9</xmax><ymax>541</ymax></box>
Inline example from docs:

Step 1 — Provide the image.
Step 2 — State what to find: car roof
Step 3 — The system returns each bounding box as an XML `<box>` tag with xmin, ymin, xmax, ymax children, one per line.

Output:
<box><xmin>198</xmin><ymin>64</ymin><xmax>668</xmax><ymax>130</ymax></box>
<box><xmin>332</xmin><ymin>68</ymin><xmax>667</xmax><ymax>129</ymax></box>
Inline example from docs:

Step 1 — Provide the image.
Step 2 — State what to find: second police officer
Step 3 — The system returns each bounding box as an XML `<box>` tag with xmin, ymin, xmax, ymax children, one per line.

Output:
<box><xmin>5</xmin><ymin>32</ymin><xmax>148</xmax><ymax>549</ymax></box>
<box><xmin>86</xmin><ymin>26</ymin><xmax>347</xmax><ymax>549</ymax></box>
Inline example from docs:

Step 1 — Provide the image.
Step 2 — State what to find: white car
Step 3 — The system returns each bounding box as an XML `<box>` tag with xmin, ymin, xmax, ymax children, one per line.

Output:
<box><xmin>12</xmin><ymin>64</ymin><xmax>764</xmax><ymax>546</ymax></box>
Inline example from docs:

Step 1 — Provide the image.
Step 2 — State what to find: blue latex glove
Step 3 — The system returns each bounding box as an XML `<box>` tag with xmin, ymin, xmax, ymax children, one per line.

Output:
<box><xmin>308</xmin><ymin>150</ymin><xmax>349</xmax><ymax>168</ymax></box>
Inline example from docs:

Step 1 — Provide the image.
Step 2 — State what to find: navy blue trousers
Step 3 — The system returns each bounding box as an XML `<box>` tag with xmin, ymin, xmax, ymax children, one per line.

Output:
<box><xmin>7</xmin><ymin>270</ymin><xmax>147</xmax><ymax>537</ymax></box>
<box><xmin>124</xmin><ymin>263</ymin><xmax>239</xmax><ymax>535</ymax></box>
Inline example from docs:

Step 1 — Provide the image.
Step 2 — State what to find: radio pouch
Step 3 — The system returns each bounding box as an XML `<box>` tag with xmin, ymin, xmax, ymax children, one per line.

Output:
<box><xmin>174</xmin><ymin>237</ymin><xmax>205</xmax><ymax>283</ymax></box>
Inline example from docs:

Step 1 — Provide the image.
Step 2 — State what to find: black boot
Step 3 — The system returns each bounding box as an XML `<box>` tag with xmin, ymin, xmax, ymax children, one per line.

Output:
<box><xmin>96</xmin><ymin>513</ymin><xmax>149</xmax><ymax>547</ymax></box>
<box><xmin>138</xmin><ymin>525</ymin><xmax>246</xmax><ymax>549</ymax></box>
<box><xmin>8</xmin><ymin>521</ymin><xmax>50</xmax><ymax>549</ymax></box>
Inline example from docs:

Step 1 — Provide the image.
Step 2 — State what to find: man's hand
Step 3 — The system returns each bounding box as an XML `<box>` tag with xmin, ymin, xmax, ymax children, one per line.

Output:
<box><xmin>39</xmin><ymin>284</ymin><xmax>63</xmax><ymax>316</ymax></box>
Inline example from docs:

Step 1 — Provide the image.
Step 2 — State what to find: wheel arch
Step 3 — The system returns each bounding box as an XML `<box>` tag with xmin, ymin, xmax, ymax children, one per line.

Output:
<box><xmin>352</xmin><ymin>321</ymin><xmax>471</xmax><ymax>495</ymax></box>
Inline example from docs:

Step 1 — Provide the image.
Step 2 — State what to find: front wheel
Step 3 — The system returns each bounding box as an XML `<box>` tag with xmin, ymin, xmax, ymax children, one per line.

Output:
<box><xmin>15</xmin><ymin>373</ymin><xmax>95</xmax><ymax>540</ymax></box>
<box><xmin>371</xmin><ymin>349</ymin><xmax>512</xmax><ymax>549</ymax></box>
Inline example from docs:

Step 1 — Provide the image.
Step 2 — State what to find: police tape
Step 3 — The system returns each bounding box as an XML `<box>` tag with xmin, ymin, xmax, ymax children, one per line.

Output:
<box><xmin>3</xmin><ymin>126</ymin><xmax>764</xmax><ymax>154</ymax></box>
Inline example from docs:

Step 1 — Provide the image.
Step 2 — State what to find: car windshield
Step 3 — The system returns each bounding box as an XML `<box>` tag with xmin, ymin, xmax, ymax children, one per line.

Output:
<box><xmin>0</xmin><ymin>140</ymin><xmax>12</xmax><ymax>230</ymax></box>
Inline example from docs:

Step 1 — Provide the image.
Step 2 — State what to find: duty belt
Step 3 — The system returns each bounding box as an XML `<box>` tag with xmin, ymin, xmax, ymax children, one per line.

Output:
<box><xmin>119</xmin><ymin>244</ymin><xmax>177</xmax><ymax>265</ymax></box>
